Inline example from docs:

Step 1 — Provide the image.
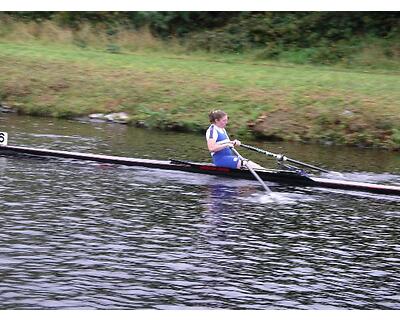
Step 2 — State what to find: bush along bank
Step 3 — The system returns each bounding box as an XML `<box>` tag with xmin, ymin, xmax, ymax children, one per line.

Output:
<box><xmin>248</xmin><ymin>104</ymin><xmax>400</xmax><ymax>150</ymax></box>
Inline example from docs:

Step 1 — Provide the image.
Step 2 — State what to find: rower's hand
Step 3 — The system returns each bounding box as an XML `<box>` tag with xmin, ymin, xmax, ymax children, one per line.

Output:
<box><xmin>231</xmin><ymin>139</ymin><xmax>241</xmax><ymax>147</ymax></box>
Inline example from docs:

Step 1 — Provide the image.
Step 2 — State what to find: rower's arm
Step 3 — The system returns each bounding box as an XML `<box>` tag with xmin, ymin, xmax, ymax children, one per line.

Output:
<box><xmin>207</xmin><ymin>138</ymin><xmax>233</xmax><ymax>153</ymax></box>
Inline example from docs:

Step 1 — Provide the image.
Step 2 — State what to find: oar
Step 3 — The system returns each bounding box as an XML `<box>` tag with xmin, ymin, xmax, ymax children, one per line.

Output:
<box><xmin>230</xmin><ymin>147</ymin><xmax>273</xmax><ymax>194</ymax></box>
<box><xmin>241</xmin><ymin>143</ymin><xmax>330</xmax><ymax>174</ymax></box>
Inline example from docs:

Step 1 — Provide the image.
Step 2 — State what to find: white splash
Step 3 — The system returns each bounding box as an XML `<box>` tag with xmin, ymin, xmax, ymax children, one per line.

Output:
<box><xmin>243</xmin><ymin>192</ymin><xmax>317</xmax><ymax>205</ymax></box>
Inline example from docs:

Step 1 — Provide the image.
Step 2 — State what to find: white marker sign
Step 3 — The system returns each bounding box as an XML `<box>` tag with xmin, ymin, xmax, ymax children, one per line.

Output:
<box><xmin>0</xmin><ymin>132</ymin><xmax>8</xmax><ymax>146</ymax></box>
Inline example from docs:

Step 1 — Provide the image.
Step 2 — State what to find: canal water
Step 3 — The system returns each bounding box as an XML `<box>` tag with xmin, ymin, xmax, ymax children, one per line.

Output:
<box><xmin>0</xmin><ymin>114</ymin><xmax>399</xmax><ymax>309</ymax></box>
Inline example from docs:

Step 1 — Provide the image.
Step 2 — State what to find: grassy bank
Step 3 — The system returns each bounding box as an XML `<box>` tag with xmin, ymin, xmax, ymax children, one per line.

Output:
<box><xmin>1</xmin><ymin>41</ymin><xmax>400</xmax><ymax>149</ymax></box>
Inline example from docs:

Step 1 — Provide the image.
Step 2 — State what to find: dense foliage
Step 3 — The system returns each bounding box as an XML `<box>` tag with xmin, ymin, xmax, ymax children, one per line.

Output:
<box><xmin>5</xmin><ymin>11</ymin><xmax>398</xmax><ymax>39</ymax></box>
<box><xmin>3</xmin><ymin>12</ymin><xmax>240</xmax><ymax>35</ymax></box>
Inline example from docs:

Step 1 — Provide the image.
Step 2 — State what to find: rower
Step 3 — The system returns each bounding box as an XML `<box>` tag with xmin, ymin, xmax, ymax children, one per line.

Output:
<box><xmin>206</xmin><ymin>110</ymin><xmax>264</xmax><ymax>170</ymax></box>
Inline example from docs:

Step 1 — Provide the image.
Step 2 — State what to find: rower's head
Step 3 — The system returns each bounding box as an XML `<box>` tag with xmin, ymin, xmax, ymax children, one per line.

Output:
<box><xmin>209</xmin><ymin>110</ymin><xmax>228</xmax><ymax>128</ymax></box>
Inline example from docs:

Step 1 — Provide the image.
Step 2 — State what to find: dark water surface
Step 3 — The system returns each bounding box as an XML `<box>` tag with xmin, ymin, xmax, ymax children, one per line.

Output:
<box><xmin>0</xmin><ymin>114</ymin><xmax>399</xmax><ymax>309</ymax></box>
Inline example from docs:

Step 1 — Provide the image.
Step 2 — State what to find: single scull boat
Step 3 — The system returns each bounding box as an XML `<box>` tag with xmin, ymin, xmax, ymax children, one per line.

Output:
<box><xmin>1</xmin><ymin>144</ymin><xmax>399</xmax><ymax>196</ymax></box>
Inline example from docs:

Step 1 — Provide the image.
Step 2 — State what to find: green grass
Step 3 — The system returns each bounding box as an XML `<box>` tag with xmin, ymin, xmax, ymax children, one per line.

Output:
<box><xmin>1</xmin><ymin>41</ymin><xmax>399</xmax><ymax>149</ymax></box>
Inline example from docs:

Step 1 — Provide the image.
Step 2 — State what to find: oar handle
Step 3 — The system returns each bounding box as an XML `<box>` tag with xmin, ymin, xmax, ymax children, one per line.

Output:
<box><xmin>241</xmin><ymin>143</ymin><xmax>330</xmax><ymax>173</ymax></box>
<box><xmin>241</xmin><ymin>143</ymin><xmax>280</xmax><ymax>159</ymax></box>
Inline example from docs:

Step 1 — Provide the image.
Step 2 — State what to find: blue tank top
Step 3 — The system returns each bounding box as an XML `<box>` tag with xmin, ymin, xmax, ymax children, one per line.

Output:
<box><xmin>207</xmin><ymin>124</ymin><xmax>233</xmax><ymax>159</ymax></box>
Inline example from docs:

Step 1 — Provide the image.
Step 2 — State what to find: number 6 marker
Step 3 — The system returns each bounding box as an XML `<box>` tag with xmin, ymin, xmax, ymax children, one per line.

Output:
<box><xmin>0</xmin><ymin>132</ymin><xmax>8</xmax><ymax>146</ymax></box>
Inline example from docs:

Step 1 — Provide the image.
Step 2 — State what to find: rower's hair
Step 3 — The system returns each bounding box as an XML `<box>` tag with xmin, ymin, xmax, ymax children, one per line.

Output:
<box><xmin>209</xmin><ymin>110</ymin><xmax>227</xmax><ymax>123</ymax></box>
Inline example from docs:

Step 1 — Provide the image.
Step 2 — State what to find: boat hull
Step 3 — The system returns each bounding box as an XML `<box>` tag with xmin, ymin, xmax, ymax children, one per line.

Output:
<box><xmin>1</xmin><ymin>145</ymin><xmax>400</xmax><ymax>196</ymax></box>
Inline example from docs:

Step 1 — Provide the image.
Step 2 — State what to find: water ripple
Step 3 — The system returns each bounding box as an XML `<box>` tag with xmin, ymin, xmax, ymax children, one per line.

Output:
<box><xmin>1</xmin><ymin>116</ymin><xmax>400</xmax><ymax>309</ymax></box>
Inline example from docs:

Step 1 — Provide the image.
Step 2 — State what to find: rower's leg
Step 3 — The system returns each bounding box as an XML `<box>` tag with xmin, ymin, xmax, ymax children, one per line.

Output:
<box><xmin>236</xmin><ymin>160</ymin><xmax>242</xmax><ymax>169</ymax></box>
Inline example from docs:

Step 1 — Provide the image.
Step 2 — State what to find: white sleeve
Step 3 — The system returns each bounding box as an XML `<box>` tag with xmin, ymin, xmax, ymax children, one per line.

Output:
<box><xmin>205</xmin><ymin>127</ymin><xmax>211</xmax><ymax>140</ymax></box>
<box><xmin>206</xmin><ymin>125</ymin><xmax>216</xmax><ymax>141</ymax></box>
